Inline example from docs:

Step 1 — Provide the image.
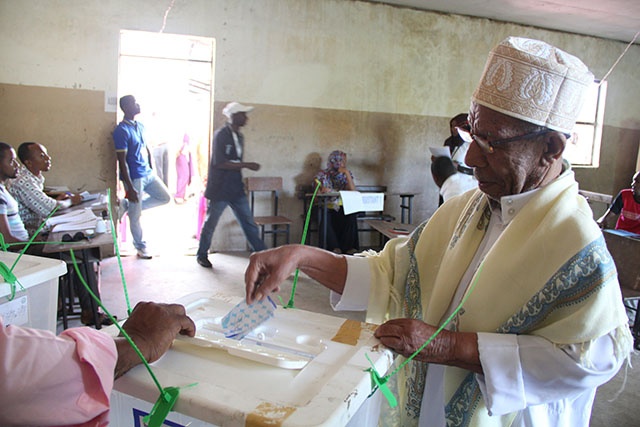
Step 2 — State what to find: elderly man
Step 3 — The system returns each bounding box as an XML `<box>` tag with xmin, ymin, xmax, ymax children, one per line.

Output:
<box><xmin>244</xmin><ymin>37</ymin><xmax>632</xmax><ymax>426</ymax></box>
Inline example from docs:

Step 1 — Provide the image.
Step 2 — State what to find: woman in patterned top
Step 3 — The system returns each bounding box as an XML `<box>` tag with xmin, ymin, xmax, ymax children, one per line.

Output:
<box><xmin>315</xmin><ymin>150</ymin><xmax>359</xmax><ymax>254</ymax></box>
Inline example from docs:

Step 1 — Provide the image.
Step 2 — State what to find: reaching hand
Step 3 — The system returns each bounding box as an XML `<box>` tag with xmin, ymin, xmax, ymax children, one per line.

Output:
<box><xmin>246</xmin><ymin>162</ymin><xmax>261</xmax><ymax>171</ymax></box>
<box><xmin>245</xmin><ymin>246</ymin><xmax>300</xmax><ymax>304</ymax></box>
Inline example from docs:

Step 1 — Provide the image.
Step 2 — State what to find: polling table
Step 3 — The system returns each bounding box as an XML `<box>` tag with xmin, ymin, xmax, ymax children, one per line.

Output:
<box><xmin>107</xmin><ymin>292</ymin><xmax>395</xmax><ymax>427</ymax></box>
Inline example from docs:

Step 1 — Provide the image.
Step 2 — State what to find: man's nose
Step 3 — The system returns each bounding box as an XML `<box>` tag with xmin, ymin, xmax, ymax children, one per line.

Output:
<box><xmin>465</xmin><ymin>140</ymin><xmax>487</xmax><ymax>169</ymax></box>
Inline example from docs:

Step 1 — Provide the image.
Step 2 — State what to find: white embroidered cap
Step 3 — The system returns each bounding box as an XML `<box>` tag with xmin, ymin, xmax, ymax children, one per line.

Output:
<box><xmin>222</xmin><ymin>102</ymin><xmax>254</xmax><ymax>119</ymax></box>
<box><xmin>472</xmin><ymin>37</ymin><xmax>594</xmax><ymax>134</ymax></box>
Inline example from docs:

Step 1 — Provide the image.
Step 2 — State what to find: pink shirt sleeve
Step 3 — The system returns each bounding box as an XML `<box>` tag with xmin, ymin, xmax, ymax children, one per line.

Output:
<box><xmin>0</xmin><ymin>319</ymin><xmax>118</xmax><ymax>426</ymax></box>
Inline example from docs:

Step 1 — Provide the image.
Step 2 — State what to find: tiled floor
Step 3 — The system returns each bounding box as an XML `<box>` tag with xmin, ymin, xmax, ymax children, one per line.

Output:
<box><xmin>58</xmin><ymin>197</ymin><xmax>638</xmax><ymax>426</ymax></box>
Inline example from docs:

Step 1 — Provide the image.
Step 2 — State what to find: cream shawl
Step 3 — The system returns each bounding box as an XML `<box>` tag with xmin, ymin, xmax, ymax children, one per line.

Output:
<box><xmin>364</xmin><ymin>168</ymin><xmax>632</xmax><ymax>426</ymax></box>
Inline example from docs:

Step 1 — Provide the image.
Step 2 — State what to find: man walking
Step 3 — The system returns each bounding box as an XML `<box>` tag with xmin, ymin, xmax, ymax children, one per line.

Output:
<box><xmin>113</xmin><ymin>95</ymin><xmax>171</xmax><ymax>259</ymax></box>
<box><xmin>196</xmin><ymin>102</ymin><xmax>266</xmax><ymax>268</ymax></box>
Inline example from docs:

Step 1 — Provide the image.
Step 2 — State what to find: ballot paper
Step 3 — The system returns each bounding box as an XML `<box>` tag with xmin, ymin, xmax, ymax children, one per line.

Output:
<box><xmin>339</xmin><ymin>191</ymin><xmax>384</xmax><ymax>215</ymax></box>
<box><xmin>429</xmin><ymin>146</ymin><xmax>451</xmax><ymax>158</ymax></box>
<box><xmin>47</xmin><ymin>208</ymin><xmax>99</xmax><ymax>232</ymax></box>
<box><xmin>222</xmin><ymin>296</ymin><xmax>277</xmax><ymax>340</ymax></box>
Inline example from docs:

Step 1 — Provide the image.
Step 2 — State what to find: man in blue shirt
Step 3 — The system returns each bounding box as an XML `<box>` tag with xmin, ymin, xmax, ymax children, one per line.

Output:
<box><xmin>113</xmin><ymin>95</ymin><xmax>171</xmax><ymax>259</ymax></box>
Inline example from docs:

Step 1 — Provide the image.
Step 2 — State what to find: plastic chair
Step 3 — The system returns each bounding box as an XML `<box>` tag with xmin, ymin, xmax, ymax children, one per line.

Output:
<box><xmin>246</xmin><ymin>177</ymin><xmax>293</xmax><ymax>248</ymax></box>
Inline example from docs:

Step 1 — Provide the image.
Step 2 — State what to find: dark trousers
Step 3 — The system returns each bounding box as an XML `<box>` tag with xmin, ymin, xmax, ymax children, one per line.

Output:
<box><xmin>323</xmin><ymin>207</ymin><xmax>359</xmax><ymax>253</ymax></box>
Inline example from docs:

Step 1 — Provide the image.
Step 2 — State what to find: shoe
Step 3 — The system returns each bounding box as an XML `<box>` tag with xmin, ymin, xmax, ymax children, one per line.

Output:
<box><xmin>81</xmin><ymin>311</ymin><xmax>116</xmax><ymax>326</ymax></box>
<box><xmin>137</xmin><ymin>248</ymin><xmax>153</xmax><ymax>259</ymax></box>
<box><xmin>197</xmin><ymin>256</ymin><xmax>212</xmax><ymax>268</ymax></box>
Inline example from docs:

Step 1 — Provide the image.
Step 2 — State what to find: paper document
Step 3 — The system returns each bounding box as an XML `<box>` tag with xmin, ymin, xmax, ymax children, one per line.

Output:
<box><xmin>47</xmin><ymin>208</ymin><xmax>99</xmax><ymax>232</ymax></box>
<box><xmin>339</xmin><ymin>191</ymin><xmax>384</xmax><ymax>215</ymax></box>
<box><xmin>52</xmin><ymin>218</ymin><xmax>98</xmax><ymax>232</ymax></box>
<box><xmin>79</xmin><ymin>191</ymin><xmax>101</xmax><ymax>202</ymax></box>
<box><xmin>429</xmin><ymin>146</ymin><xmax>451</xmax><ymax>158</ymax></box>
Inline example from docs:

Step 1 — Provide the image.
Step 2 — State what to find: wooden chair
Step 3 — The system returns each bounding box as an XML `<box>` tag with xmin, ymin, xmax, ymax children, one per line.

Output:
<box><xmin>246</xmin><ymin>177</ymin><xmax>293</xmax><ymax>248</ymax></box>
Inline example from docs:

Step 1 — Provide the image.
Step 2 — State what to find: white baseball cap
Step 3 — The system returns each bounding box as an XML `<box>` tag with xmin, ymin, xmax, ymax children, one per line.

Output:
<box><xmin>222</xmin><ymin>102</ymin><xmax>254</xmax><ymax>119</ymax></box>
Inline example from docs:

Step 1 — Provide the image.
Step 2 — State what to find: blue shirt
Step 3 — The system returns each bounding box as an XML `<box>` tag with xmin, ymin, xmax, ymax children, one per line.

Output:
<box><xmin>113</xmin><ymin>119</ymin><xmax>152</xmax><ymax>179</ymax></box>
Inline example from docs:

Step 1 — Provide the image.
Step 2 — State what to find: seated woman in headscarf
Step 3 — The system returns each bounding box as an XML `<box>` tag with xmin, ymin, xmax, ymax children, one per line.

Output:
<box><xmin>315</xmin><ymin>150</ymin><xmax>359</xmax><ymax>254</ymax></box>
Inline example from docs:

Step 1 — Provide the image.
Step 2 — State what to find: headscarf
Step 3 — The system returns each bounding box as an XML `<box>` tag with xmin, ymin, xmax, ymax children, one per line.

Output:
<box><xmin>314</xmin><ymin>150</ymin><xmax>355</xmax><ymax>210</ymax></box>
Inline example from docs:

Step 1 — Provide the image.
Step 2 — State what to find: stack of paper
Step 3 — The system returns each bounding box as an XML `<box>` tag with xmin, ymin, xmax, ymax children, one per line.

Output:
<box><xmin>47</xmin><ymin>208</ymin><xmax>99</xmax><ymax>232</ymax></box>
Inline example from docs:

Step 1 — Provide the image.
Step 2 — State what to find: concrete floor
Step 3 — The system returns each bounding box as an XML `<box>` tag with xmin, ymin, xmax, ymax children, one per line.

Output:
<box><xmin>58</xmin><ymin>198</ymin><xmax>639</xmax><ymax>426</ymax></box>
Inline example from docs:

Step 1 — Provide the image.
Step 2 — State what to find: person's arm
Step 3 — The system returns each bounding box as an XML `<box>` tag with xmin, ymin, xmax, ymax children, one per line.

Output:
<box><xmin>10</xmin><ymin>177</ymin><xmax>59</xmax><ymax>216</ymax></box>
<box><xmin>0</xmin><ymin>213</ymin><xmax>25</xmax><ymax>244</ymax></box>
<box><xmin>338</xmin><ymin>167</ymin><xmax>356</xmax><ymax>191</ymax></box>
<box><xmin>374</xmin><ymin>319</ymin><xmax>482</xmax><ymax>373</ymax></box>
<box><xmin>596</xmin><ymin>193</ymin><xmax>623</xmax><ymax>229</ymax></box>
<box><xmin>0</xmin><ymin>301</ymin><xmax>195</xmax><ymax>426</ymax></box>
<box><xmin>56</xmin><ymin>192</ymin><xmax>83</xmax><ymax>206</ymax></box>
<box><xmin>115</xmin><ymin>150</ymin><xmax>139</xmax><ymax>203</ymax></box>
<box><xmin>245</xmin><ymin>244</ymin><xmax>347</xmax><ymax>304</ymax></box>
<box><xmin>476</xmin><ymin>331</ymin><xmax>624</xmax><ymax>415</ymax></box>
<box><xmin>217</xmin><ymin>161</ymin><xmax>261</xmax><ymax>171</ymax></box>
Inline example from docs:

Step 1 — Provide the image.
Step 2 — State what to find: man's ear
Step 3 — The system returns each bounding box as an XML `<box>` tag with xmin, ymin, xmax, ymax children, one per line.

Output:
<box><xmin>542</xmin><ymin>131</ymin><xmax>566</xmax><ymax>162</ymax></box>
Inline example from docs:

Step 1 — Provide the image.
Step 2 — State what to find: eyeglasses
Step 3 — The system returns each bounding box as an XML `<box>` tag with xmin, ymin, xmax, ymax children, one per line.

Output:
<box><xmin>456</xmin><ymin>126</ymin><xmax>551</xmax><ymax>154</ymax></box>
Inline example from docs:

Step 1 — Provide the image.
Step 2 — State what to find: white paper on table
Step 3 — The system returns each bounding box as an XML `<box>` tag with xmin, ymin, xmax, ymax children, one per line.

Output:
<box><xmin>47</xmin><ymin>208</ymin><xmax>99</xmax><ymax>232</ymax></box>
<box><xmin>429</xmin><ymin>146</ymin><xmax>451</xmax><ymax>158</ymax></box>
<box><xmin>79</xmin><ymin>191</ymin><xmax>101</xmax><ymax>202</ymax></box>
<box><xmin>339</xmin><ymin>191</ymin><xmax>384</xmax><ymax>215</ymax></box>
<box><xmin>52</xmin><ymin>217</ymin><xmax>98</xmax><ymax>232</ymax></box>
<box><xmin>46</xmin><ymin>208</ymin><xmax>93</xmax><ymax>226</ymax></box>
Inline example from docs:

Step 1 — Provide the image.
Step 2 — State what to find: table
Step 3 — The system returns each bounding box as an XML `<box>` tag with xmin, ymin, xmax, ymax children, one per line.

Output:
<box><xmin>43</xmin><ymin>192</ymin><xmax>113</xmax><ymax>329</ymax></box>
<box><xmin>364</xmin><ymin>219</ymin><xmax>417</xmax><ymax>242</ymax></box>
<box><xmin>396</xmin><ymin>193</ymin><xmax>417</xmax><ymax>224</ymax></box>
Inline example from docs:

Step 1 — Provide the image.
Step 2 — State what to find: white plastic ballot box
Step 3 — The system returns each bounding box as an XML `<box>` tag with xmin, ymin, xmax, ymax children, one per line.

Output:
<box><xmin>0</xmin><ymin>251</ymin><xmax>66</xmax><ymax>333</ymax></box>
<box><xmin>108</xmin><ymin>293</ymin><xmax>395</xmax><ymax>427</ymax></box>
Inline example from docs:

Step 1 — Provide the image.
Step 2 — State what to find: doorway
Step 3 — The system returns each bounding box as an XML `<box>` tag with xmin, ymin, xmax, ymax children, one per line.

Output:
<box><xmin>116</xmin><ymin>30</ymin><xmax>215</xmax><ymax>254</ymax></box>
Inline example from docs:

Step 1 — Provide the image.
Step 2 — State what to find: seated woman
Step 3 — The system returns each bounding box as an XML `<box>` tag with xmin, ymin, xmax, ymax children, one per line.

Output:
<box><xmin>315</xmin><ymin>150</ymin><xmax>359</xmax><ymax>254</ymax></box>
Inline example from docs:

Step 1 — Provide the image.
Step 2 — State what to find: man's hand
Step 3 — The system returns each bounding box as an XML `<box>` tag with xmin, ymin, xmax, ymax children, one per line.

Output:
<box><xmin>245</xmin><ymin>245</ymin><xmax>347</xmax><ymax>305</ymax></box>
<box><xmin>125</xmin><ymin>189</ymin><xmax>140</xmax><ymax>203</ymax></box>
<box><xmin>69</xmin><ymin>193</ymin><xmax>83</xmax><ymax>205</ymax></box>
<box><xmin>245</xmin><ymin>246</ymin><xmax>299</xmax><ymax>304</ymax></box>
<box><xmin>114</xmin><ymin>302</ymin><xmax>196</xmax><ymax>378</ymax></box>
<box><xmin>246</xmin><ymin>162</ymin><xmax>261</xmax><ymax>171</ymax></box>
<box><xmin>374</xmin><ymin>319</ymin><xmax>481</xmax><ymax>373</ymax></box>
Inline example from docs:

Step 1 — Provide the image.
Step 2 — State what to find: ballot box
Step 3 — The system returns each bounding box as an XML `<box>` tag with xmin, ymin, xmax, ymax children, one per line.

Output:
<box><xmin>109</xmin><ymin>292</ymin><xmax>394</xmax><ymax>427</ymax></box>
<box><xmin>0</xmin><ymin>251</ymin><xmax>66</xmax><ymax>332</ymax></box>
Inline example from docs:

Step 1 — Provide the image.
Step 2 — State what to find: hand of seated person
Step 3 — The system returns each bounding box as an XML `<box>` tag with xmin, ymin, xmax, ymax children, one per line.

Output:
<box><xmin>114</xmin><ymin>301</ymin><xmax>196</xmax><ymax>378</ymax></box>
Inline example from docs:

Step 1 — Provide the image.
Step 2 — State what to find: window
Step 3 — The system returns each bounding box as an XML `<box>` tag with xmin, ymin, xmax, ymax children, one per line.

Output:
<box><xmin>563</xmin><ymin>80</ymin><xmax>607</xmax><ymax>167</ymax></box>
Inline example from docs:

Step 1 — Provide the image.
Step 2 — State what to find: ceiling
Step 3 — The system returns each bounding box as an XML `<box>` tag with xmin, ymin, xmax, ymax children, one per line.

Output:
<box><xmin>368</xmin><ymin>0</ymin><xmax>640</xmax><ymax>45</ymax></box>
